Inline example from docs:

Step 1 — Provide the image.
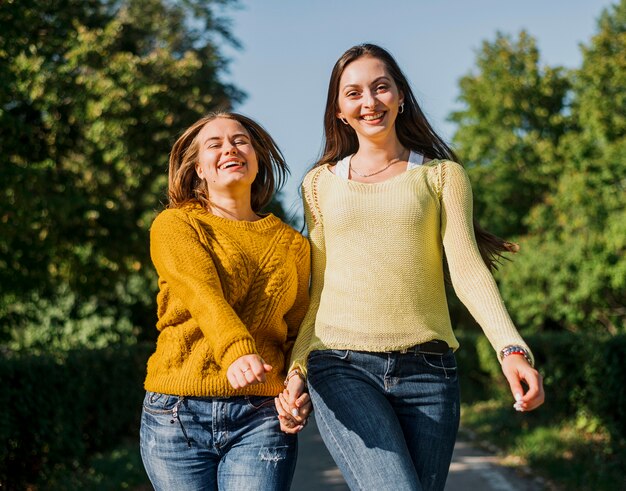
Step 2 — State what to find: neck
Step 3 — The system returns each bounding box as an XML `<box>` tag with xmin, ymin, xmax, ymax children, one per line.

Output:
<box><xmin>353</xmin><ymin>136</ymin><xmax>407</xmax><ymax>166</ymax></box>
<box><xmin>207</xmin><ymin>189</ymin><xmax>259</xmax><ymax>222</ymax></box>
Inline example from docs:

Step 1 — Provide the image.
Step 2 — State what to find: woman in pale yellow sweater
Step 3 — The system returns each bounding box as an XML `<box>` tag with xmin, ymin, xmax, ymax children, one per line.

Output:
<box><xmin>140</xmin><ymin>112</ymin><xmax>311</xmax><ymax>491</ymax></box>
<box><xmin>277</xmin><ymin>45</ymin><xmax>545</xmax><ymax>491</ymax></box>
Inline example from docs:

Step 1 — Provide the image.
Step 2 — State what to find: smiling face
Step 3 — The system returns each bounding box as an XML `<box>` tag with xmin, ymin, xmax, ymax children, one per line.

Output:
<box><xmin>195</xmin><ymin>117</ymin><xmax>259</xmax><ymax>193</ymax></box>
<box><xmin>336</xmin><ymin>55</ymin><xmax>404</xmax><ymax>144</ymax></box>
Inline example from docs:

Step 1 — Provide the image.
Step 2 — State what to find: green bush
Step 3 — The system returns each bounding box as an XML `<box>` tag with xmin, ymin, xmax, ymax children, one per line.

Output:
<box><xmin>0</xmin><ymin>343</ymin><xmax>152</xmax><ymax>488</ymax></box>
<box><xmin>455</xmin><ymin>331</ymin><xmax>626</xmax><ymax>443</ymax></box>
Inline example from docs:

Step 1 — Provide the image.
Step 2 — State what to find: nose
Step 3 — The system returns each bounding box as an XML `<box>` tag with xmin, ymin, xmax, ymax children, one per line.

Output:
<box><xmin>223</xmin><ymin>141</ymin><xmax>238</xmax><ymax>155</ymax></box>
<box><xmin>363</xmin><ymin>89</ymin><xmax>376</xmax><ymax>108</ymax></box>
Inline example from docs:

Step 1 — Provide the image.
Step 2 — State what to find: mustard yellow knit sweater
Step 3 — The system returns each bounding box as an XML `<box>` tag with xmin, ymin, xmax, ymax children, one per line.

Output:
<box><xmin>145</xmin><ymin>203</ymin><xmax>310</xmax><ymax>397</ymax></box>
<box><xmin>290</xmin><ymin>159</ymin><xmax>533</xmax><ymax>373</ymax></box>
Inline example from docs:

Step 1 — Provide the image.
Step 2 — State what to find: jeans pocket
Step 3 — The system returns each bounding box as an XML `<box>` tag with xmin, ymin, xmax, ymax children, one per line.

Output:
<box><xmin>420</xmin><ymin>351</ymin><xmax>457</xmax><ymax>374</ymax></box>
<box><xmin>143</xmin><ymin>391</ymin><xmax>182</xmax><ymax>415</ymax></box>
<box><xmin>246</xmin><ymin>395</ymin><xmax>276</xmax><ymax>410</ymax></box>
<box><xmin>308</xmin><ymin>349</ymin><xmax>351</xmax><ymax>362</ymax></box>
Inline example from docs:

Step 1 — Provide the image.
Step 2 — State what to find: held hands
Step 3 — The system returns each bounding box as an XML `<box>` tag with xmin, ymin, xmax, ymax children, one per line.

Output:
<box><xmin>501</xmin><ymin>354</ymin><xmax>545</xmax><ymax>412</ymax></box>
<box><xmin>226</xmin><ymin>354</ymin><xmax>273</xmax><ymax>389</ymax></box>
<box><xmin>274</xmin><ymin>375</ymin><xmax>312</xmax><ymax>434</ymax></box>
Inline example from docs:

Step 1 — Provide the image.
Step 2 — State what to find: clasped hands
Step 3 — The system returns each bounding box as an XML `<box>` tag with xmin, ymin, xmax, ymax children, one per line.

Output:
<box><xmin>274</xmin><ymin>375</ymin><xmax>311</xmax><ymax>434</ymax></box>
<box><xmin>227</xmin><ymin>355</ymin><xmax>311</xmax><ymax>434</ymax></box>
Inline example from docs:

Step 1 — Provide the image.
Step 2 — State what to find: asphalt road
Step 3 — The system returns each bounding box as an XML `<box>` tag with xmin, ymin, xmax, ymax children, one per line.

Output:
<box><xmin>291</xmin><ymin>417</ymin><xmax>546</xmax><ymax>491</ymax></box>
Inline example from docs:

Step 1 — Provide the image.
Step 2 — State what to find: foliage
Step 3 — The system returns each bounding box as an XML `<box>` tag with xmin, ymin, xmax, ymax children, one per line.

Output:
<box><xmin>461</xmin><ymin>401</ymin><xmax>625</xmax><ymax>491</ymax></box>
<box><xmin>457</xmin><ymin>330</ymin><xmax>626</xmax><ymax>489</ymax></box>
<box><xmin>449</xmin><ymin>31</ymin><xmax>570</xmax><ymax>238</ymax></box>
<box><xmin>451</xmin><ymin>1</ymin><xmax>626</xmax><ymax>333</ymax></box>
<box><xmin>0</xmin><ymin>343</ymin><xmax>153</xmax><ymax>488</ymax></box>
<box><xmin>457</xmin><ymin>331</ymin><xmax>626</xmax><ymax>442</ymax></box>
<box><xmin>0</xmin><ymin>0</ymin><xmax>244</xmax><ymax>346</ymax></box>
<box><xmin>43</xmin><ymin>441</ymin><xmax>148</xmax><ymax>491</ymax></box>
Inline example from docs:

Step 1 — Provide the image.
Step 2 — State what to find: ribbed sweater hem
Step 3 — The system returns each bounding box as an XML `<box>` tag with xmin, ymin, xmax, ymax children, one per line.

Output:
<box><xmin>144</xmin><ymin>377</ymin><xmax>286</xmax><ymax>398</ymax></box>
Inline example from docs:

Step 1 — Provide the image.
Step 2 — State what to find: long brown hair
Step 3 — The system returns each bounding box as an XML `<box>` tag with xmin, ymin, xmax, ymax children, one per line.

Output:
<box><xmin>168</xmin><ymin>112</ymin><xmax>288</xmax><ymax>212</ymax></box>
<box><xmin>317</xmin><ymin>44</ymin><xmax>516</xmax><ymax>271</ymax></box>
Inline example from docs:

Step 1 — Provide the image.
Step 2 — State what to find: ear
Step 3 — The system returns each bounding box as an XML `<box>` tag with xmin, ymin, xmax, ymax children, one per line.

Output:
<box><xmin>195</xmin><ymin>164</ymin><xmax>204</xmax><ymax>180</ymax></box>
<box><xmin>399</xmin><ymin>90</ymin><xmax>404</xmax><ymax>106</ymax></box>
<box><xmin>336</xmin><ymin>111</ymin><xmax>344</xmax><ymax>121</ymax></box>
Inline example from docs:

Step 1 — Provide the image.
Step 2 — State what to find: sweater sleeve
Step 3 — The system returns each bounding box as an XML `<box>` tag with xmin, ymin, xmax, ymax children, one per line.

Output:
<box><xmin>439</xmin><ymin>161</ymin><xmax>534</xmax><ymax>364</ymax></box>
<box><xmin>282</xmin><ymin>233</ymin><xmax>311</xmax><ymax>362</ymax></box>
<box><xmin>150</xmin><ymin>209</ymin><xmax>258</xmax><ymax>369</ymax></box>
<box><xmin>289</xmin><ymin>170</ymin><xmax>326</xmax><ymax>376</ymax></box>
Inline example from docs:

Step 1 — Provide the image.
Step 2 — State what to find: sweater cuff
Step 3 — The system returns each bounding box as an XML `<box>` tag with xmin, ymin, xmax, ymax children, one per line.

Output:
<box><xmin>220</xmin><ymin>338</ymin><xmax>258</xmax><ymax>369</ymax></box>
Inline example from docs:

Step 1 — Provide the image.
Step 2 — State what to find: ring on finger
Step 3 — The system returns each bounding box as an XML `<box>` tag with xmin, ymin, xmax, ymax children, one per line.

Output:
<box><xmin>241</xmin><ymin>368</ymin><xmax>251</xmax><ymax>374</ymax></box>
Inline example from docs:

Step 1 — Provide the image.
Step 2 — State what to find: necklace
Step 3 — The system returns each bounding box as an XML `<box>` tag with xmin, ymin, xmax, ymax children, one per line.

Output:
<box><xmin>349</xmin><ymin>153</ymin><xmax>406</xmax><ymax>178</ymax></box>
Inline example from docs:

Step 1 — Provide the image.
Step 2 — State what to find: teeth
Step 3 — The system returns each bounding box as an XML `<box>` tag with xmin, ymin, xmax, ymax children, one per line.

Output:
<box><xmin>221</xmin><ymin>161</ymin><xmax>243</xmax><ymax>169</ymax></box>
<box><xmin>362</xmin><ymin>112</ymin><xmax>384</xmax><ymax>121</ymax></box>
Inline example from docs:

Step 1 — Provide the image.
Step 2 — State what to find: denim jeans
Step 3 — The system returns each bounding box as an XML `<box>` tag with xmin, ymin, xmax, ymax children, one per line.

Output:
<box><xmin>140</xmin><ymin>392</ymin><xmax>297</xmax><ymax>491</ymax></box>
<box><xmin>307</xmin><ymin>347</ymin><xmax>460</xmax><ymax>491</ymax></box>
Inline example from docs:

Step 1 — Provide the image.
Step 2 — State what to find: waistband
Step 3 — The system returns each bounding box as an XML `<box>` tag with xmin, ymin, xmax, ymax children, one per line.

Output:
<box><xmin>389</xmin><ymin>340</ymin><xmax>450</xmax><ymax>355</ymax></box>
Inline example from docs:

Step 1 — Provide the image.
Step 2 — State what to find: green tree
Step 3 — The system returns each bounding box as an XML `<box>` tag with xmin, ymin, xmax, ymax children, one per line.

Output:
<box><xmin>450</xmin><ymin>31</ymin><xmax>570</xmax><ymax>238</ymax></box>
<box><xmin>0</xmin><ymin>0</ymin><xmax>245</xmax><ymax>349</ymax></box>
<box><xmin>497</xmin><ymin>1</ymin><xmax>626</xmax><ymax>334</ymax></box>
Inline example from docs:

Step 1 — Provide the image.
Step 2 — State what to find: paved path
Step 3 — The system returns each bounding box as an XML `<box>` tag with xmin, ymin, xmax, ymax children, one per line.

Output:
<box><xmin>292</xmin><ymin>417</ymin><xmax>545</xmax><ymax>490</ymax></box>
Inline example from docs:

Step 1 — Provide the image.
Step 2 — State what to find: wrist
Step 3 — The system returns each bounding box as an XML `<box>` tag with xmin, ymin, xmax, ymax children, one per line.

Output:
<box><xmin>500</xmin><ymin>345</ymin><xmax>533</xmax><ymax>367</ymax></box>
<box><xmin>284</xmin><ymin>368</ymin><xmax>307</xmax><ymax>387</ymax></box>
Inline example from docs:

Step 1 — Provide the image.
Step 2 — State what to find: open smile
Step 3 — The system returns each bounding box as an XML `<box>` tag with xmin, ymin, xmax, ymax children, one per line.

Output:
<box><xmin>360</xmin><ymin>111</ymin><xmax>386</xmax><ymax>123</ymax></box>
<box><xmin>218</xmin><ymin>158</ymin><xmax>246</xmax><ymax>170</ymax></box>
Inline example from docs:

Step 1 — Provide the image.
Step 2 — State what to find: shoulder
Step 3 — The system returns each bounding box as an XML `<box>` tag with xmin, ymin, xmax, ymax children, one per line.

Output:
<box><xmin>302</xmin><ymin>165</ymin><xmax>327</xmax><ymax>192</ymax></box>
<box><xmin>150</xmin><ymin>206</ymin><xmax>200</xmax><ymax>241</ymax></box>
<box><xmin>440</xmin><ymin>160</ymin><xmax>470</xmax><ymax>187</ymax></box>
<box><xmin>152</xmin><ymin>207</ymin><xmax>189</xmax><ymax>229</ymax></box>
<box><xmin>421</xmin><ymin>159</ymin><xmax>470</xmax><ymax>196</ymax></box>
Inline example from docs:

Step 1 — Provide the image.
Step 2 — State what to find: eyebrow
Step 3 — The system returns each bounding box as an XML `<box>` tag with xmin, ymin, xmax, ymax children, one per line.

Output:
<box><xmin>203</xmin><ymin>133</ymin><xmax>250</xmax><ymax>145</ymax></box>
<box><xmin>342</xmin><ymin>76</ymin><xmax>391</xmax><ymax>91</ymax></box>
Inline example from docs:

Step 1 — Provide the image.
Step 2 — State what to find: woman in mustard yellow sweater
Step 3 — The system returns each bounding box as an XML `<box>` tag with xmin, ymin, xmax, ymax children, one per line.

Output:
<box><xmin>277</xmin><ymin>45</ymin><xmax>545</xmax><ymax>491</ymax></box>
<box><xmin>140</xmin><ymin>112</ymin><xmax>311</xmax><ymax>490</ymax></box>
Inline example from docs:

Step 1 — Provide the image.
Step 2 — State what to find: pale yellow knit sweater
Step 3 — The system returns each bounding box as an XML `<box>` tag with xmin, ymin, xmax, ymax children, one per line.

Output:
<box><xmin>146</xmin><ymin>203</ymin><xmax>310</xmax><ymax>397</ymax></box>
<box><xmin>290</xmin><ymin>159</ymin><xmax>532</xmax><ymax>373</ymax></box>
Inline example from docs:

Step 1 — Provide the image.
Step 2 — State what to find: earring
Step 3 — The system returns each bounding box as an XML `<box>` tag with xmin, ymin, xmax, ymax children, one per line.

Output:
<box><xmin>339</xmin><ymin>117</ymin><xmax>349</xmax><ymax>125</ymax></box>
<box><xmin>399</xmin><ymin>102</ymin><xmax>405</xmax><ymax>114</ymax></box>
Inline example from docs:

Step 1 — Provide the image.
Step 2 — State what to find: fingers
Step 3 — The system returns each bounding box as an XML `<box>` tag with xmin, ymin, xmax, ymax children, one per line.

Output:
<box><xmin>286</xmin><ymin>376</ymin><xmax>306</xmax><ymax>405</ymax></box>
<box><xmin>274</xmin><ymin>396</ymin><xmax>307</xmax><ymax>434</ymax></box>
<box><xmin>279</xmin><ymin>392</ymin><xmax>301</xmax><ymax>420</ymax></box>
<box><xmin>278</xmin><ymin>416</ymin><xmax>305</xmax><ymax>434</ymax></box>
<box><xmin>227</xmin><ymin>355</ymin><xmax>273</xmax><ymax>389</ymax></box>
<box><xmin>520</xmin><ymin>369</ymin><xmax>545</xmax><ymax>411</ymax></box>
<box><xmin>275</xmin><ymin>392</ymin><xmax>294</xmax><ymax>418</ymax></box>
<box><xmin>502</xmin><ymin>356</ymin><xmax>545</xmax><ymax>412</ymax></box>
<box><xmin>295</xmin><ymin>393</ymin><xmax>312</xmax><ymax>419</ymax></box>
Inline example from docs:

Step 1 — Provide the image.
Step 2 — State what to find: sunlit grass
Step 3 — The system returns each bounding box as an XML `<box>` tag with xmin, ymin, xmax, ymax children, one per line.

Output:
<box><xmin>461</xmin><ymin>400</ymin><xmax>626</xmax><ymax>490</ymax></box>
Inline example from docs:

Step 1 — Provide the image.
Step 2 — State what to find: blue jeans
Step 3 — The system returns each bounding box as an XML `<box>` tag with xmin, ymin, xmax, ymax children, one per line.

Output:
<box><xmin>307</xmin><ymin>348</ymin><xmax>460</xmax><ymax>491</ymax></box>
<box><xmin>140</xmin><ymin>392</ymin><xmax>297</xmax><ymax>491</ymax></box>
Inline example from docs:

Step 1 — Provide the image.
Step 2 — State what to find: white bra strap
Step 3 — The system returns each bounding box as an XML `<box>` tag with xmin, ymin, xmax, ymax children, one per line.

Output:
<box><xmin>335</xmin><ymin>155</ymin><xmax>351</xmax><ymax>179</ymax></box>
<box><xmin>407</xmin><ymin>150</ymin><xmax>424</xmax><ymax>169</ymax></box>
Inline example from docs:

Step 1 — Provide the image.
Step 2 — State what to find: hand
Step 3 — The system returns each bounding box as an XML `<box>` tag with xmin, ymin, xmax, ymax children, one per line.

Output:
<box><xmin>226</xmin><ymin>354</ymin><xmax>272</xmax><ymax>389</ymax></box>
<box><xmin>501</xmin><ymin>354</ymin><xmax>545</xmax><ymax>412</ymax></box>
<box><xmin>275</xmin><ymin>389</ymin><xmax>311</xmax><ymax>434</ymax></box>
<box><xmin>274</xmin><ymin>375</ymin><xmax>311</xmax><ymax>434</ymax></box>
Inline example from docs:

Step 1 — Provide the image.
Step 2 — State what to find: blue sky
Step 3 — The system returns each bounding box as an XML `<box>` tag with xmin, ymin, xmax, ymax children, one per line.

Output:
<box><xmin>222</xmin><ymin>0</ymin><xmax>614</xmax><ymax>219</ymax></box>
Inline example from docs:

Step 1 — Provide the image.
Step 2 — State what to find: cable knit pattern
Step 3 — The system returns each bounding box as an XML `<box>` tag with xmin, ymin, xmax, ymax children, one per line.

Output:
<box><xmin>146</xmin><ymin>203</ymin><xmax>310</xmax><ymax>397</ymax></box>
<box><xmin>290</xmin><ymin>159</ymin><xmax>533</xmax><ymax>375</ymax></box>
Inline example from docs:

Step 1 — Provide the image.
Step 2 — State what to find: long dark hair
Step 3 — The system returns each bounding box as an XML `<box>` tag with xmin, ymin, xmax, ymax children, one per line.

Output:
<box><xmin>168</xmin><ymin>112</ymin><xmax>289</xmax><ymax>212</ymax></box>
<box><xmin>316</xmin><ymin>44</ymin><xmax>516</xmax><ymax>271</ymax></box>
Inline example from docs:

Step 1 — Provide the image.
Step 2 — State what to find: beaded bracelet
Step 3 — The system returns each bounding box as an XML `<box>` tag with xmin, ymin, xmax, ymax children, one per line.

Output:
<box><xmin>500</xmin><ymin>345</ymin><xmax>534</xmax><ymax>367</ymax></box>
